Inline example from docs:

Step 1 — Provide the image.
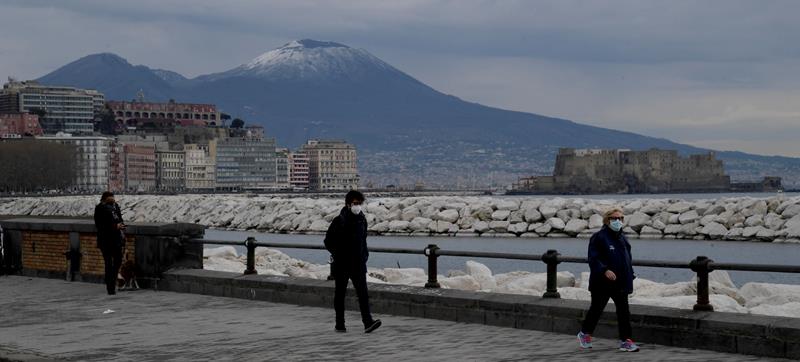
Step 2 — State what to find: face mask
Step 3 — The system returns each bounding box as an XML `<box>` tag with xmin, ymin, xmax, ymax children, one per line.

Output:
<box><xmin>350</xmin><ymin>205</ymin><xmax>363</xmax><ymax>215</ymax></box>
<box><xmin>609</xmin><ymin>219</ymin><xmax>624</xmax><ymax>232</ymax></box>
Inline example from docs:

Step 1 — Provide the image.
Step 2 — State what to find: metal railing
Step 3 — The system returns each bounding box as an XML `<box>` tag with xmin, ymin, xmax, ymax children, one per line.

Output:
<box><xmin>187</xmin><ymin>237</ymin><xmax>800</xmax><ymax>312</ymax></box>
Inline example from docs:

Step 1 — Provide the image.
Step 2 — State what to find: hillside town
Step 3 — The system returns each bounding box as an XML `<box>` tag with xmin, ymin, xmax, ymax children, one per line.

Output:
<box><xmin>0</xmin><ymin>79</ymin><xmax>359</xmax><ymax>193</ymax></box>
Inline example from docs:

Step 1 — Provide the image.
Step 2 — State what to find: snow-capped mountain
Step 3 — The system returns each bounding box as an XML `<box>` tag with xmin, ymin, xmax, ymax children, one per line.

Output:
<box><xmin>199</xmin><ymin>39</ymin><xmax>404</xmax><ymax>82</ymax></box>
<box><xmin>35</xmin><ymin>40</ymin><xmax>800</xmax><ymax>187</ymax></box>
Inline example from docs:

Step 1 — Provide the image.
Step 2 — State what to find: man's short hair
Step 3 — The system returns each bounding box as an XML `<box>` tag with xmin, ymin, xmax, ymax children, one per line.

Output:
<box><xmin>101</xmin><ymin>191</ymin><xmax>114</xmax><ymax>202</ymax></box>
<box><xmin>345</xmin><ymin>190</ymin><xmax>365</xmax><ymax>205</ymax></box>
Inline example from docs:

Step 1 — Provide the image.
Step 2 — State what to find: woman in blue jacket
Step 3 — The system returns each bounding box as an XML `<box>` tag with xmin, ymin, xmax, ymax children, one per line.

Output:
<box><xmin>577</xmin><ymin>207</ymin><xmax>640</xmax><ymax>352</ymax></box>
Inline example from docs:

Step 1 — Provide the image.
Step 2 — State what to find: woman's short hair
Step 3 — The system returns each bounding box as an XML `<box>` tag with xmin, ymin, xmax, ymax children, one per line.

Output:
<box><xmin>602</xmin><ymin>207</ymin><xmax>624</xmax><ymax>225</ymax></box>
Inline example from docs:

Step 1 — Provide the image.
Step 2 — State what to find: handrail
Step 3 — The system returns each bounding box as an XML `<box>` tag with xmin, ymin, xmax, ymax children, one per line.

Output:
<box><xmin>187</xmin><ymin>237</ymin><xmax>800</xmax><ymax>312</ymax></box>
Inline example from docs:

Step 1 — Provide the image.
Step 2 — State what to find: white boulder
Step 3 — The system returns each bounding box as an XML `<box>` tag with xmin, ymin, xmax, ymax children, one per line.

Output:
<box><xmin>465</xmin><ymin>261</ymin><xmax>497</xmax><ymax>290</ymax></box>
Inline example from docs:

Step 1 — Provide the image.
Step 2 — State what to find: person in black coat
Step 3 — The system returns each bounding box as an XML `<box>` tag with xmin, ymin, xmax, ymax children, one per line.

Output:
<box><xmin>93</xmin><ymin>191</ymin><xmax>126</xmax><ymax>295</ymax></box>
<box><xmin>577</xmin><ymin>207</ymin><xmax>640</xmax><ymax>352</ymax></box>
<box><xmin>324</xmin><ymin>190</ymin><xmax>381</xmax><ymax>333</ymax></box>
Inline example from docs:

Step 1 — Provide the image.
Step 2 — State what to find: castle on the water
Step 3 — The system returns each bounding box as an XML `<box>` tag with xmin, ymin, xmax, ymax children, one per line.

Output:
<box><xmin>510</xmin><ymin>148</ymin><xmax>782</xmax><ymax>194</ymax></box>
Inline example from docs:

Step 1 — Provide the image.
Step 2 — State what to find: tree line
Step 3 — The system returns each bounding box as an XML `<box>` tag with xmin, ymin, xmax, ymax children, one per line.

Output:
<box><xmin>0</xmin><ymin>140</ymin><xmax>77</xmax><ymax>193</ymax></box>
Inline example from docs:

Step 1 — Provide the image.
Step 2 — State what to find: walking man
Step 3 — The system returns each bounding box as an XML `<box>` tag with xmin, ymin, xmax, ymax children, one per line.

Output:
<box><xmin>324</xmin><ymin>190</ymin><xmax>381</xmax><ymax>333</ymax></box>
<box><xmin>577</xmin><ymin>207</ymin><xmax>640</xmax><ymax>352</ymax></box>
<box><xmin>94</xmin><ymin>191</ymin><xmax>126</xmax><ymax>295</ymax></box>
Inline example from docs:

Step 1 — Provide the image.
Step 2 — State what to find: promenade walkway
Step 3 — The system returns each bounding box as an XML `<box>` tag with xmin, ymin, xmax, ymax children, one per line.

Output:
<box><xmin>0</xmin><ymin>276</ymin><xmax>786</xmax><ymax>361</ymax></box>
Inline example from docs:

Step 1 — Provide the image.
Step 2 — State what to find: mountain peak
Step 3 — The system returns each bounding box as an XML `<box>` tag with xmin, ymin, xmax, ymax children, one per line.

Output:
<box><xmin>284</xmin><ymin>39</ymin><xmax>349</xmax><ymax>49</ymax></box>
<box><xmin>72</xmin><ymin>52</ymin><xmax>131</xmax><ymax>67</ymax></box>
<box><xmin>199</xmin><ymin>39</ymin><xmax>396</xmax><ymax>81</ymax></box>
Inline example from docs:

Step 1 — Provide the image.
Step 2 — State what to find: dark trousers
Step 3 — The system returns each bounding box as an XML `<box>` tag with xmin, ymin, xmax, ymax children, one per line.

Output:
<box><xmin>581</xmin><ymin>289</ymin><xmax>632</xmax><ymax>340</ymax></box>
<box><xmin>100</xmin><ymin>245</ymin><xmax>123</xmax><ymax>294</ymax></box>
<box><xmin>334</xmin><ymin>267</ymin><xmax>373</xmax><ymax>327</ymax></box>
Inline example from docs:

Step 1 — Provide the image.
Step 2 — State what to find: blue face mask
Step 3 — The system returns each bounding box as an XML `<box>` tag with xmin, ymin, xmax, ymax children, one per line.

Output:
<box><xmin>609</xmin><ymin>219</ymin><xmax>624</xmax><ymax>232</ymax></box>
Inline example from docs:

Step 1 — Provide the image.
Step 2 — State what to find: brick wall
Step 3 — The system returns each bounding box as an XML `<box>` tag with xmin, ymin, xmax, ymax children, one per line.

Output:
<box><xmin>79</xmin><ymin>234</ymin><xmax>136</xmax><ymax>276</ymax></box>
<box><xmin>21</xmin><ymin>231</ymin><xmax>69</xmax><ymax>272</ymax></box>
<box><xmin>1</xmin><ymin>218</ymin><xmax>205</xmax><ymax>283</ymax></box>
<box><xmin>21</xmin><ymin>231</ymin><xmax>137</xmax><ymax>277</ymax></box>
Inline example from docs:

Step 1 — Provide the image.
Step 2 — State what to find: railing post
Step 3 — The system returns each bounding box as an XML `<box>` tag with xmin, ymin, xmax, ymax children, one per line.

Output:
<box><xmin>424</xmin><ymin>244</ymin><xmax>440</xmax><ymax>288</ymax></box>
<box><xmin>244</xmin><ymin>237</ymin><xmax>257</xmax><ymax>275</ymax></box>
<box><xmin>690</xmin><ymin>256</ymin><xmax>714</xmax><ymax>311</ymax></box>
<box><xmin>327</xmin><ymin>255</ymin><xmax>335</xmax><ymax>281</ymax></box>
<box><xmin>541</xmin><ymin>249</ymin><xmax>561</xmax><ymax>298</ymax></box>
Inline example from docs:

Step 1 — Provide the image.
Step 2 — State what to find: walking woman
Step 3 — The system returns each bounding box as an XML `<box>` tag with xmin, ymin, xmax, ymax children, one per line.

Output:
<box><xmin>577</xmin><ymin>207</ymin><xmax>639</xmax><ymax>352</ymax></box>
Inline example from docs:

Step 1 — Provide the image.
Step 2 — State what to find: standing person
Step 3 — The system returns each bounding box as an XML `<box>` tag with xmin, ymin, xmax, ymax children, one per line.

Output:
<box><xmin>93</xmin><ymin>191</ymin><xmax>126</xmax><ymax>295</ymax></box>
<box><xmin>577</xmin><ymin>207</ymin><xmax>640</xmax><ymax>352</ymax></box>
<box><xmin>324</xmin><ymin>190</ymin><xmax>381</xmax><ymax>333</ymax></box>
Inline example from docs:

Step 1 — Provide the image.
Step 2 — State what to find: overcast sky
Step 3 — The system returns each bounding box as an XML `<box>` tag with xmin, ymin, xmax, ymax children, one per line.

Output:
<box><xmin>2</xmin><ymin>0</ymin><xmax>799</xmax><ymax>157</ymax></box>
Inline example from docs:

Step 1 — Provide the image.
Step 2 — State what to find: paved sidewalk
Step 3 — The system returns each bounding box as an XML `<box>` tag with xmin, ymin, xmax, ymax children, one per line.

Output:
<box><xmin>0</xmin><ymin>276</ymin><xmax>787</xmax><ymax>361</ymax></box>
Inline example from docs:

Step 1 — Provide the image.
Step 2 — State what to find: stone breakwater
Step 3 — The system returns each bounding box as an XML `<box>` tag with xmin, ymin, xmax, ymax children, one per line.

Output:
<box><xmin>2</xmin><ymin>194</ymin><xmax>800</xmax><ymax>242</ymax></box>
<box><xmin>204</xmin><ymin>246</ymin><xmax>800</xmax><ymax>318</ymax></box>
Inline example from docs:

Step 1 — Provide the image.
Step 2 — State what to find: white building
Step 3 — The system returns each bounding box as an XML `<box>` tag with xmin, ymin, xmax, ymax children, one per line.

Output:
<box><xmin>156</xmin><ymin>149</ymin><xmax>186</xmax><ymax>191</ymax></box>
<box><xmin>275</xmin><ymin>148</ymin><xmax>291</xmax><ymax>190</ymax></box>
<box><xmin>1</xmin><ymin>79</ymin><xmax>104</xmax><ymax>134</ymax></box>
<box><xmin>302</xmin><ymin>139</ymin><xmax>359</xmax><ymax>191</ymax></box>
<box><xmin>185</xmin><ymin>143</ymin><xmax>216</xmax><ymax>190</ymax></box>
<box><xmin>37</xmin><ymin>133</ymin><xmax>111</xmax><ymax>192</ymax></box>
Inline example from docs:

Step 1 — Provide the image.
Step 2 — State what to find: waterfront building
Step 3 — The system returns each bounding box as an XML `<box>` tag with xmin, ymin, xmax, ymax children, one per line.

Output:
<box><xmin>108</xmin><ymin>100</ymin><xmax>221</xmax><ymax>128</ymax></box>
<box><xmin>108</xmin><ymin>141</ymin><xmax>125</xmax><ymax>192</ymax></box>
<box><xmin>123</xmin><ymin>144</ymin><xmax>156</xmax><ymax>192</ymax></box>
<box><xmin>289</xmin><ymin>150</ymin><xmax>309</xmax><ymax>191</ymax></box>
<box><xmin>216</xmin><ymin>130</ymin><xmax>277</xmax><ymax>190</ymax></box>
<box><xmin>185</xmin><ymin>143</ymin><xmax>216</xmax><ymax>190</ymax></box>
<box><xmin>1</xmin><ymin>79</ymin><xmax>104</xmax><ymax>134</ymax></box>
<box><xmin>37</xmin><ymin>133</ymin><xmax>111</xmax><ymax>192</ymax></box>
<box><xmin>156</xmin><ymin>149</ymin><xmax>186</xmax><ymax>192</ymax></box>
<box><xmin>275</xmin><ymin>148</ymin><xmax>291</xmax><ymax>190</ymax></box>
<box><xmin>0</xmin><ymin>113</ymin><xmax>42</xmax><ymax>138</ymax></box>
<box><xmin>302</xmin><ymin>139</ymin><xmax>359</xmax><ymax>191</ymax></box>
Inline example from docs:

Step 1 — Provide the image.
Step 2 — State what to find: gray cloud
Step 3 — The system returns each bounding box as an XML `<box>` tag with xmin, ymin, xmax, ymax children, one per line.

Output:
<box><xmin>1</xmin><ymin>0</ymin><xmax>799</xmax><ymax>157</ymax></box>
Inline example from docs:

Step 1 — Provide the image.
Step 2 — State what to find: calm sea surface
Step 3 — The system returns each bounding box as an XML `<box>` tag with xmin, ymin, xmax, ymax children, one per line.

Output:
<box><xmin>205</xmin><ymin>229</ymin><xmax>800</xmax><ymax>287</ymax></box>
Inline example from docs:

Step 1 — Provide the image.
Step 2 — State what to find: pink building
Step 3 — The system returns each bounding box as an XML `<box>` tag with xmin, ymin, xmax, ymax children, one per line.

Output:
<box><xmin>0</xmin><ymin>113</ymin><xmax>42</xmax><ymax>138</ymax></box>
<box><xmin>289</xmin><ymin>150</ymin><xmax>310</xmax><ymax>190</ymax></box>
<box><xmin>108</xmin><ymin>100</ymin><xmax>222</xmax><ymax>128</ymax></box>
<box><xmin>122</xmin><ymin>144</ymin><xmax>156</xmax><ymax>192</ymax></box>
<box><xmin>108</xmin><ymin>141</ymin><xmax>125</xmax><ymax>192</ymax></box>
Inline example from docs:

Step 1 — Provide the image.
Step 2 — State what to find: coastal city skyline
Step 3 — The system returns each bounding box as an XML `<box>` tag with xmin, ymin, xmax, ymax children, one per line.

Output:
<box><xmin>2</xmin><ymin>3</ymin><xmax>800</xmax><ymax>360</ymax></box>
<box><xmin>1</xmin><ymin>1</ymin><xmax>800</xmax><ymax>159</ymax></box>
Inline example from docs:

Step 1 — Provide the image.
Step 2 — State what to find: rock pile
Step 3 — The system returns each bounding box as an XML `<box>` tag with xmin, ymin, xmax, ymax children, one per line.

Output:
<box><xmin>2</xmin><ymin>194</ymin><xmax>800</xmax><ymax>242</ymax></box>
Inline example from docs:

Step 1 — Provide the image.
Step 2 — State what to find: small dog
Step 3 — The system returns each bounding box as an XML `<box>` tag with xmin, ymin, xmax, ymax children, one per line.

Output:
<box><xmin>117</xmin><ymin>253</ymin><xmax>139</xmax><ymax>290</ymax></box>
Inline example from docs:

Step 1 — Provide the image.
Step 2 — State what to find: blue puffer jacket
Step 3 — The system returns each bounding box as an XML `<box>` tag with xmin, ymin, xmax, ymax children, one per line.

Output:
<box><xmin>587</xmin><ymin>225</ymin><xmax>635</xmax><ymax>294</ymax></box>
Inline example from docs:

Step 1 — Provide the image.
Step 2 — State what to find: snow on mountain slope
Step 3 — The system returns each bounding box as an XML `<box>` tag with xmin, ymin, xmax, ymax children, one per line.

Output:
<box><xmin>198</xmin><ymin>39</ymin><xmax>401</xmax><ymax>82</ymax></box>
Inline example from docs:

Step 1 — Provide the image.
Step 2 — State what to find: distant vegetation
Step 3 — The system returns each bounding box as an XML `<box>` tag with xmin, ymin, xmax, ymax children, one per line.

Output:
<box><xmin>0</xmin><ymin>141</ymin><xmax>77</xmax><ymax>192</ymax></box>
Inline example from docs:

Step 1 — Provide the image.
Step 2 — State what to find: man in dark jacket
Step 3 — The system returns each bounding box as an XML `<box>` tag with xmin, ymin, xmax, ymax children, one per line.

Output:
<box><xmin>324</xmin><ymin>190</ymin><xmax>381</xmax><ymax>333</ymax></box>
<box><xmin>93</xmin><ymin>191</ymin><xmax>126</xmax><ymax>295</ymax></box>
<box><xmin>577</xmin><ymin>207</ymin><xmax>640</xmax><ymax>352</ymax></box>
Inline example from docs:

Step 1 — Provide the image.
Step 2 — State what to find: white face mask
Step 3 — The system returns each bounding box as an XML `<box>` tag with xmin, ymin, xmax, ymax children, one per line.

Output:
<box><xmin>350</xmin><ymin>205</ymin><xmax>363</xmax><ymax>215</ymax></box>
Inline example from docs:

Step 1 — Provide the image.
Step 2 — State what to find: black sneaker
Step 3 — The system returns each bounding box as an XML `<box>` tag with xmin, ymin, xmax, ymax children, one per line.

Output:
<box><xmin>364</xmin><ymin>319</ymin><xmax>382</xmax><ymax>333</ymax></box>
<box><xmin>335</xmin><ymin>325</ymin><xmax>346</xmax><ymax>333</ymax></box>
